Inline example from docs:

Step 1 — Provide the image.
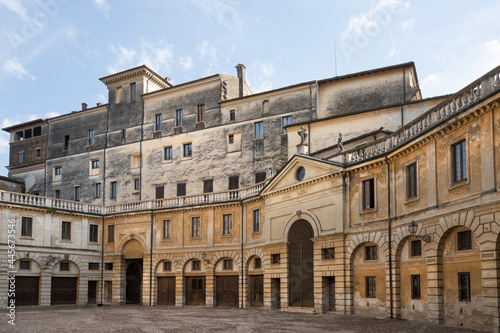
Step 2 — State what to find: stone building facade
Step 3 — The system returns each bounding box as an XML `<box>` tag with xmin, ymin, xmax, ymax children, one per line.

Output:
<box><xmin>1</xmin><ymin>61</ymin><xmax>500</xmax><ymax>332</ymax></box>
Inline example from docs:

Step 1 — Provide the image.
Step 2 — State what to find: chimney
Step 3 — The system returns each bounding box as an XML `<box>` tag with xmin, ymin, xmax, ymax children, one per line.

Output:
<box><xmin>96</xmin><ymin>102</ymin><xmax>103</xmax><ymax>107</ymax></box>
<box><xmin>235</xmin><ymin>64</ymin><xmax>246</xmax><ymax>98</ymax></box>
<box><xmin>81</xmin><ymin>103</ymin><xmax>87</xmax><ymax>110</ymax></box>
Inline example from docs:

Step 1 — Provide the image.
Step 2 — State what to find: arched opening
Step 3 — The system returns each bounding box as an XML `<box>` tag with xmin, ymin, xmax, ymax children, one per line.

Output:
<box><xmin>288</xmin><ymin>219</ymin><xmax>314</xmax><ymax>307</ymax></box>
<box><xmin>156</xmin><ymin>260</ymin><xmax>175</xmax><ymax>306</ymax></box>
<box><xmin>51</xmin><ymin>260</ymin><xmax>80</xmax><ymax>305</ymax></box>
<box><xmin>126</xmin><ymin>261</ymin><xmax>142</xmax><ymax>304</ymax></box>
<box><xmin>184</xmin><ymin>259</ymin><xmax>206</xmax><ymax>306</ymax></box>
<box><xmin>11</xmin><ymin>259</ymin><xmax>41</xmax><ymax>306</ymax></box>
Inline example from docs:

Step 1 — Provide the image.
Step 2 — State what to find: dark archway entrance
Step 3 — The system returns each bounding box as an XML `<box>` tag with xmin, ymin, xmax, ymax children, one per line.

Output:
<box><xmin>288</xmin><ymin>220</ymin><xmax>314</xmax><ymax>307</ymax></box>
<box><xmin>126</xmin><ymin>260</ymin><xmax>142</xmax><ymax>304</ymax></box>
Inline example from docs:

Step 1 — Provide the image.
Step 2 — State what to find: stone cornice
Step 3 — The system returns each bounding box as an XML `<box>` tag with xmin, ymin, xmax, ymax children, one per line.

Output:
<box><xmin>99</xmin><ymin>65</ymin><xmax>170</xmax><ymax>89</ymax></box>
<box><xmin>261</xmin><ymin>172</ymin><xmax>341</xmax><ymax>199</ymax></box>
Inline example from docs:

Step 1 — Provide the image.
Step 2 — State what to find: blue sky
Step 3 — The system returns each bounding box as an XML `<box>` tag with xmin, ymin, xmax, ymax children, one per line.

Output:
<box><xmin>0</xmin><ymin>0</ymin><xmax>499</xmax><ymax>176</ymax></box>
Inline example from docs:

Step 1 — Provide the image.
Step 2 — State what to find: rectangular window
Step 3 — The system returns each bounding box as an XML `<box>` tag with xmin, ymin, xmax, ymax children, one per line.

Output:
<box><xmin>457</xmin><ymin>230</ymin><xmax>472</xmax><ymax>251</ymax></box>
<box><xmin>406</xmin><ymin>162</ymin><xmax>417</xmax><ymax>199</ymax></box>
<box><xmin>281</xmin><ymin>116</ymin><xmax>292</xmax><ymax>134</ymax></box>
<box><xmin>197</xmin><ymin>104</ymin><xmax>205</xmax><ymax>122</ymax></box>
<box><xmin>228</xmin><ymin>134</ymin><xmax>234</xmax><ymax>144</ymax></box>
<box><xmin>89</xmin><ymin>129</ymin><xmax>94</xmax><ymax>145</ymax></box>
<box><xmin>107</xmin><ymin>225</ymin><xmax>114</xmax><ymax>243</ymax></box>
<box><xmin>130</xmin><ymin>82</ymin><xmax>136</xmax><ymax>102</ymax></box>
<box><xmin>458</xmin><ymin>272</ymin><xmax>471</xmax><ymax>302</ymax></box>
<box><xmin>116</xmin><ymin>86</ymin><xmax>122</xmax><ymax>103</ymax></box>
<box><xmin>156</xmin><ymin>186</ymin><xmax>164</xmax><ymax>199</ymax></box>
<box><xmin>164</xmin><ymin>146</ymin><xmax>172</xmax><ymax>160</ymax></box>
<box><xmin>177</xmin><ymin>183</ymin><xmax>186</xmax><ymax>196</ymax></box>
<box><xmin>203</xmin><ymin>179</ymin><xmax>213</xmax><ymax>193</ymax></box>
<box><xmin>192</xmin><ymin>260</ymin><xmax>201</xmax><ymax>271</ymax></box>
<box><xmin>453</xmin><ymin>140</ymin><xmax>467</xmax><ymax>183</ymax></box>
<box><xmin>229</xmin><ymin>109</ymin><xmax>235</xmax><ymax>121</ymax></box>
<box><xmin>25</xmin><ymin>129</ymin><xmax>32</xmax><ymax>139</ymax></box>
<box><xmin>223</xmin><ymin>259</ymin><xmax>233</xmax><ymax>270</ymax></box>
<box><xmin>21</xmin><ymin>217</ymin><xmax>33</xmax><ymax>237</ymax></box>
<box><xmin>362</xmin><ymin>179</ymin><xmax>375</xmax><ymax>210</ymax></box>
<box><xmin>64</xmin><ymin>135</ymin><xmax>69</xmax><ymax>150</ymax></box>
<box><xmin>105</xmin><ymin>263</ymin><xmax>113</xmax><ymax>270</ymax></box>
<box><xmin>253</xmin><ymin>209</ymin><xmax>260</xmax><ymax>233</ymax></box>
<box><xmin>410</xmin><ymin>240</ymin><xmax>422</xmax><ymax>257</ymax></box>
<box><xmin>55</xmin><ymin>166</ymin><xmax>62</xmax><ymax>176</ymax></box>
<box><xmin>74</xmin><ymin>186</ymin><xmax>80</xmax><ymax>201</ymax></box>
<box><xmin>133</xmin><ymin>178</ymin><xmax>140</xmax><ymax>191</ymax></box>
<box><xmin>254</xmin><ymin>121</ymin><xmax>264</xmax><ymax>138</ymax></box>
<box><xmin>20</xmin><ymin>260</ymin><xmax>30</xmax><ymax>270</ymax></box>
<box><xmin>365</xmin><ymin>276</ymin><xmax>376</xmax><ymax>298</ymax></box>
<box><xmin>191</xmin><ymin>217</ymin><xmax>200</xmax><ymax>238</ymax></box>
<box><xmin>110</xmin><ymin>182</ymin><xmax>117</xmax><ymax>199</ymax></box>
<box><xmin>122</xmin><ymin>129</ymin><xmax>126</xmax><ymax>138</ymax></box>
<box><xmin>92</xmin><ymin>159</ymin><xmax>100</xmax><ymax>169</ymax></box>
<box><xmin>322</xmin><ymin>248</ymin><xmax>335</xmax><ymax>260</ymax></box>
<box><xmin>163</xmin><ymin>220</ymin><xmax>171</xmax><ymax>240</ymax></box>
<box><xmin>95</xmin><ymin>183</ymin><xmax>101</xmax><ymax>198</ymax></box>
<box><xmin>183</xmin><ymin>143</ymin><xmax>192</xmax><ymax>157</ymax></box>
<box><xmin>89</xmin><ymin>263</ymin><xmax>99</xmax><ymax>270</ymax></box>
<box><xmin>163</xmin><ymin>261</ymin><xmax>171</xmax><ymax>271</ymax></box>
<box><xmin>89</xmin><ymin>224</ymin><xmax>98</xmax><ymax>243</ymax></box>
<box><xmin>222</xmin><ymin>214</ymin><xmax>232</xmax><ymax>235</ymax></box>
<box><xmin>33</xmin><ymin>126</ymin><xmax>41</xmax><ymax>137</ymax></box>
<box><xmin>18</xmin><ymin>152</ymin><xmax>23</xmax><ymax>163</ymax></box>
<box><xmin>54</xmin><ymin>190</ymin><xmax>60</xmax><ymax>199</ymax></box>
<box><xmin>255</xmin><ymin>172</ymin><xmax>266</xmax><ymax>184</ymax></box>
<box><xmin>61</xmin><ymin>221</ymin><xmax>71</xmax><ymax>240</ymax></box>
<box><xmin>411</xmin><ymin>274</ymin><xmax>421</xmax><ymax>300</ymax></box>
<box><xmin>254</xmin><ymin>258</ymin><xmax>261</xmax><ymax>269</ymax></box>
<box><xmin>229</xmin><ymin>175</ymin><xmax>239</xmax><ymax>190</ymax></box>
<box><xmin>176</xmin><ymin>109</ymin><xmax>183</xmax><ymax>127</ymax></box>
<box><xmin>36</xmin><ymin>148</ymin><xmax>41</xmax><ymax>158</ymax></box>
<box><xmin>155</xmin><ymin>114</ymin><xmax>162</xmax><ymax>131</ymax></box>
<box><xmin>271</xmin><ymin>253</ymin><xmax>280</xmax><ymax>264</ymax></box>
<box><xmin>365</xmin><ymin>246</ymin><xmax>377</xmax><ymax>260</ymax></box>
<box><xmin>60</xmin><ymin>262</ymin><xmax>69</xmax><ymax>271</ymax></box>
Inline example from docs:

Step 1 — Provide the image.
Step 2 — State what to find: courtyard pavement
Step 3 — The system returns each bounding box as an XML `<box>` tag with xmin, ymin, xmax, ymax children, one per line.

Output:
<box><xmin>1</xmin><ymin>305</ymin><xmax>482</xmax><ymax>333</ymax></box>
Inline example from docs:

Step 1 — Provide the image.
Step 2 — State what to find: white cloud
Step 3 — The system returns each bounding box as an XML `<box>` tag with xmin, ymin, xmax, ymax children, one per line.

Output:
<box><xmin>188</xmin><ymin>0</ymin><xmax>243</xmax><ymax>31</ymax></box>
<box><xmin>399</xmin><ymin>19</ymin><xmax>414</xmax><ymax>35</ymax></box>
<box><xmin>0</xmin><ymin>133</ymin><xmax>9</xmax><ymax>154</ymax></box>
<box><xmin>64</xmin><ymin>26</ymin><xmax>78</xmax><ymax>42</ymax></box>
<box><xmin>2</xmin><ymin>58</ymin><xmax>36</xmax><ymax>80</ymax></box>
<box><xmin>246</xmin><ymin>61</ymin><xmax>276</xmax><ymax>93</ymax></box>
<box><xmin>261</xmin><ymin>63</ymin><xmax>275</xmax><ymax>76</ymax></box>
<box><xmin>197</xmin><ymin>40</ymin><xmax>219</xmax><ymax>75</ymax></box>
<box><xmin>179</xmin><ymin>56</ymin><xmax>193</xmax><ymax>71</ymax></box>
<box><xmin>0</xmin><ymin>0</ymin><xmax>31</xmax><ymax>23</ymax></box>
<box><xmin>106</xmin><ymin>39</ymin><xmax>174</xmax><ymax>75</ymax></box>
<box><xmin>97</xmin><ymin>94</ymin><xmax>106</xmax><ymax>103</ymax></box>
<box><xmin>44</xmin><ymin>112</ymin><xmax>60</xmax><ymax>118</ymax></box>
<box><xmin>342</xmin><ymin>0</ymin><xmax>410</xmax><ymax>40</ymax></box>
<box><xmin>94</xmin><ymin>0</ymin><xmax>110</xmax><ymax>17</ymax></box>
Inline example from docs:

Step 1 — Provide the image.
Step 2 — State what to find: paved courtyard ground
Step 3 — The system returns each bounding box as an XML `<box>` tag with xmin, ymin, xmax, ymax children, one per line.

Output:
<box><xmin>1</xmin><ymin>305</ymin><xmax>482</xmax><ymax>333</ymax></box>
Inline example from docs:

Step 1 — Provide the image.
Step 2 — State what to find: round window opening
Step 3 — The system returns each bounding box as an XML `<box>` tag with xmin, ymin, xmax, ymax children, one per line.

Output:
<box><xmin>296</xmin><ymin>167</ymin><xmax>305</xmax><ymax>181</ymax></box>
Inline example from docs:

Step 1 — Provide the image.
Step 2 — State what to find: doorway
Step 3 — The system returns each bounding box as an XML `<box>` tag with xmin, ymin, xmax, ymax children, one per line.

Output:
<box><xmin>288</xmin><ymin>220</ymin><xmax>314</xmax><ymax>307</ymax></box>
<box><xmin>126</xmin><ymin>260</ymin><xmax>142</xmax><ymax>304</ymax></box>
<box><xmin>87</xmin><ymin>281</ymin><xmax>97</xmax><ymax>305</ymax></box>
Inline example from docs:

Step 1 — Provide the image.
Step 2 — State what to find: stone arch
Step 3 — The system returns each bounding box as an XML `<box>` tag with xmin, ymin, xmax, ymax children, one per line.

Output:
<box><xmin>152</xmin><ymin>254</ymin><xmax>178</xmax><ymax>275</ymax></box>
<box><xmin>282</xmin><ymin>211</ymin><xmax>321</xmax><ymax>243</ymax></box>
<box><xmin>244</xmin><ymin>248</ymin><xmax>266</xmax><ymax>270</ymax></box>
<box><xmin>118</xmin><ymin>234</ymin><xmax>148</xmax><ymax>256</ymax></box>
<box><xmin>212</xmin><ymin>251</ymin><xmax>242</xmax><ymax>272</ymax></box>
<box><xmin>180</xmin><ymin>252</ymin><xmax>211</xmax><ymax>272</ymax></box>
<box><xmin>348</xmin><ymin>231</ymin><xmax>388</xmax><ymax>258</ymax></box>
<box><xmin>15</xmin><ymin>251</ymin><xmax>44</xmax><ymax>270</ymax></box>
<box><xmin>46</xmin><ymin>254</ymin><xmax>83</xmax><ymax>272</ymax></box>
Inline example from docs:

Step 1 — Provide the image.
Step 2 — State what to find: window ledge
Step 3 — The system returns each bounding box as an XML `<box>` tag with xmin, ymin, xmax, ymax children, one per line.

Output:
<box><xmin>449</xmin><ymin>179</ymin><xmax>469</xmax><ymax>190</ymax></box>
<box><xmin>182</xmin><ymin>156</ymin><xmax>192</xmax><ymax>161</ymax></box>
<box><xmin>253</xmin><ymin>137</ymin><xmax>264</xmax><ymax>142</ymax></box>
<box><xmin>19</xmin><ymin>236</ymin><xmax>34</xmax><ymax>240</ymax></box>
<box><xmin>163</xmin><ymin>159</ymin><xmax>173</xmax><ymax>164</ymax></box>
<box><xmin>404</xmin><ymin>195</ymin><xmax>420</xmax><ymax>205</ymax></box>
<box><xmin>60</xmin><ymin>239</ymin><xmax>72</xmax><ymax>243</ymax></box>
<box><xmin>221</xmin><ymin>234</ymin><xmax>233</xmax><ymax>238</ymax></box>
<box><xmin>360</xmin><ymin>207</ymin><xmax>377</xmax><ymax>215</ymax></box>
<box><xmin>252</xmin><ymin>231</ymin><xmax>261</xmax><ymax>235</ymax></box>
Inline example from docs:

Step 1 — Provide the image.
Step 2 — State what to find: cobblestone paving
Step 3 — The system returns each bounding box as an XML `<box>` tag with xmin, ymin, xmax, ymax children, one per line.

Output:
<box><xmin>1</xmin><ymin>305</ymin><xmax>482</xmax><ymax>333</ymax></box>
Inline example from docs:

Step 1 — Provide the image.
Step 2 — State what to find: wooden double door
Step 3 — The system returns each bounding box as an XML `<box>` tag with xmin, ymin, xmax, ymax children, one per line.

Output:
<box><xmin>51</xmin><ymin>277</ymin><xmax>78</xmax><ymax>305</ymax></box>
<box><xmin>10</xmin><ymin>276</ymin><xmax>39</xmax><ymax>306</ymax></box>
<box><xmin>288</xmin><ymin>220</ymin><xmax>314</xmax><ymax>307</ymax></box>
<box><xmin>249</xmin><ymin>275</ymin><xmax>263</xmax><ymax>307</ymax></box>
<box><xmin>216</xmin><ymin>276</ymin><xmax>239</xmax><ymax>307</ymax></box>
<box><xmin>157</xmin><ymin>277</ymin><xmax>176</xmax><ymax>305</ymax></box>
<box><xmin>185</xmin><ymin>276</ymin><xmax>205</xmax><ymax>306</ymax></box>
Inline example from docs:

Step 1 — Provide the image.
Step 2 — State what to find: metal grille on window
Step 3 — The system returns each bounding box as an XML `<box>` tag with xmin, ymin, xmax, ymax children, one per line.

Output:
<box><xmin>458</xmin><ymin>272</ymin><xmax>471</xmax><ymax>302</ymax></box>
<box><xmin>365</xmin><ymin>276</ymin><xmax>376</xmax><ymax>298</ymax></box>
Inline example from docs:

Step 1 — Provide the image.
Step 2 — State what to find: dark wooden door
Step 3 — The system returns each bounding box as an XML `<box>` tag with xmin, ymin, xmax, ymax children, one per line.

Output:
<box><xmin>157</xmin><ymin>277</ymin><xmax>176</xmax><ymax>305</ymax></box>
<box><xmin>249</xmin><ymin>275</ymin><xmax>263</xmax><ymax>307</ymax></box>
<box><xmin>10</xmin><ymin>276</ymin><xmax>39</xmax><ymax>306</ymax></box>
<box><xmin>288</xmin><ymin>220</ymin><xmax>314</xmax><ymax>307</ymax></box>
<box><xmin>185</xmin><ymin>277</ymin><xmax>205</xmax><ymax>306</ymax></box>
<box><xmin>327</xmin><ymin>277</ymin><xmax>335</xmax><ymax>311</ymax></box>
<box><xmin>126</xmin><ymin>261</ymin><xmax>142</xmax><ymax>304</ymax></box>
<box><xmin>216</xmin><ymin>276</ymin><xmax>238</xmax><ymax>307</ymax></box>
<box><xmin>51</xmin><ymin>277</ymin><xmax>78</xmax><ymax>305</ymax></box>
<box><xmin>87</xmin><ymin>281</ymin><xmax>97</xmax><ymax>304</ymax></box>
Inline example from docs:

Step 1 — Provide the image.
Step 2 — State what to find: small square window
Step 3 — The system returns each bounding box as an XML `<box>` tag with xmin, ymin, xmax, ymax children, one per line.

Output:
<box><xmin>177</xmin><ymin>183</ymin><xmax>186</xmax><ymax>196</ymax></box>
<box><xmin>132</xmin><ymin>155</ymin><xmax>141</xmax><ymax>168</ymax></box>
<box><xmin>55</xmin><ymin>166</ymin><xmax>62</xmax><ymax>176</ymax></box>
<box><xmin>203</xmin><ymin>179</ymin><xmax>213</xmax><ymax>193</ymax></box>
<box><xmin>410</xmin><ymin>240</ymin><xmax>422</xmax><ymax>257</ymax></box>
<box><xmin>20</xmin><ymin>260</ymin><xmax>30</xmax><ymax>270</ymax></box>
<box><xmin>163</xmin><ymin>261</ymin><xmax>172</xmax><ymax>272</ymax></box>
<box><xmin>229</xmin><ymin>110</ymin><xmax>235</xmax><ymax>121</ymax></box>
<box><xmin>365</xmin><ymin>246</ymin><xmax>377</xmax><ymax>261</ymax></box>
<box><xmin>411</xmin><ymin>274</ymin><xmax>421</xmax><ymax>300</ymax></box>
<box><xmin>271</xmin><ymin>254</ymin><xmax>280</xmax><ymax>264</ymax></box>
<box><xmin>228</xmin><ymin>175</ymin><xmax>239</xmax><ymax>190</ymax></box>
<box><xmin>92</xmin><ymin>160</ymin><xmax>100</xmax><ymax>169</ymax></box>
<box><xmin>60</xmin><ymin>262</ymin><xmax>70</xmax><ymax>271</ymax></box>
<box><xmin>255</xmin><ymin>172</ymin><xmax>266</xmax><ymax>184</ymax></box>
<box><xmin>89</xmin><ymin>263</ymin><xmax>99</xmax><ymax>270</ymax></box>
<box><xmin>322</xmin><ymin>248</ymin><xmax>335</xmax><ymax>260</ymax></box>
<box><xmin>281</xmin><ymin>116</ymin><xmax>292</xmax><ymax>134</ymax></box>
<box><xmin>365</xmin><ymin>276</ymin><xmax>376</xmax><ymax>298</ymax></box>
<box><xmin>457</xmin><ymin>230</ymin><xmax>472</xmax><ymax>251</ymax></box>
<box><xmin>183</xmin><ymin>143</ymin><xmax>192</xmax><ymax>158</ymax></box>
<box><xmin>223</xmin><ymin>259</ymin><xmax>233</xmax><ymax>270</ymax></box>
<box><xmin>192</xmin><ymin>260</ymin><xmax>201</xmax><ymax>271</ymax></box>
<box><xmin>254</xmin><ymin>258</ymin><xmax>261</xmax><ymax>269</ymax></box>
<box><xmin>164</xmin><ymin>146</ymin><xmax>172</xmax><ymax>160</ymax></box>
<box><xmin>105</xmin><ymin>263</ymin><xmax>113</xmax><ymax>270</ymax></box>
<box><xmin>33</xmin><ymin>126</ymin><xmax>41</xmax><ymax>136</ymax></box>
<box><xmin>156</xmin><ymin>186</ymin><xmax>164</xmax><ymax>199</ymax></box>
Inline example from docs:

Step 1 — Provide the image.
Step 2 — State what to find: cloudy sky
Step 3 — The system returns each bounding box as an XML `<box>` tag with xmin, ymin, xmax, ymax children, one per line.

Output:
<box><xmin>0</xmin><ymin>0</ymin><xmax>499</xmax><ymax>176</ymax></box>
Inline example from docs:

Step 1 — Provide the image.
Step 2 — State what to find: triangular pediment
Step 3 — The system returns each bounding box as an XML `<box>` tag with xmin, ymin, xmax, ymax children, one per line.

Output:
<box><xmin>261</xmin><ymin>155</ymin><xmax>344</xmax><ymax>195</ymax></box>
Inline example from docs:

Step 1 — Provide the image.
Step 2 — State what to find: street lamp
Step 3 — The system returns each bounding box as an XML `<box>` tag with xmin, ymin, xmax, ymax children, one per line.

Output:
<box><xmin>407</xmin><ymin>221</ymin><xmax>431</xmax><ymax>243</ymax></box>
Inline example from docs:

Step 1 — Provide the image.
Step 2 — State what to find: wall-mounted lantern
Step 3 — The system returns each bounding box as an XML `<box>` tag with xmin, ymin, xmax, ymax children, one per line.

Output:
<box><xmin>408</xmin><ymin>221</ymin><xmax>431</xmax><ymax>243</ymax></box>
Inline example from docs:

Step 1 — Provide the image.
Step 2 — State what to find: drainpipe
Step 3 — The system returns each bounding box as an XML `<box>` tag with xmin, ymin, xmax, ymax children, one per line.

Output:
<box><xmin>99</xmin><ymin>215</ymin><xmax>104</xmax><ymax>306</ymax></box>
<box><xmin>149</xmin><ymin>210</ymin><xmax>154</xmax><ymax>306</ymax></box>
<box><xmin>240</xmin><ymin>201</ymin><xmax>244</xmax><ymax>309</ymax></box>
<box><xmin>385</xmin><ymin>155</ymin><xmax>393</xmax><ymax>319</ymax></box>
